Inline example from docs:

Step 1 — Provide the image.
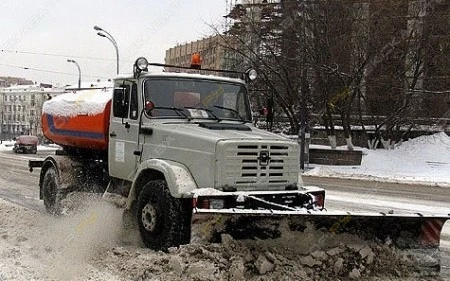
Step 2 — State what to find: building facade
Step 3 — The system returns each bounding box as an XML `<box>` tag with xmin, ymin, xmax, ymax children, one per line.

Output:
<box><xmin>164</xmin><ymin>35</ymin><xmax>229</xmax><ymax>72</ymax></box>
<box><xmin>0</xmin><ymin>84</ymin><xmax>65</xmax><ymax>140</ymax></box>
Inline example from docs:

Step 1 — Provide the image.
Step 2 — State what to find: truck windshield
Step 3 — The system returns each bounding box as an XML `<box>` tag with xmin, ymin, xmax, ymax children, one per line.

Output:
<box><xmin>143</xmin><ymin>78</ymin><xmax>251</xmax><ymax>121</ymax></box>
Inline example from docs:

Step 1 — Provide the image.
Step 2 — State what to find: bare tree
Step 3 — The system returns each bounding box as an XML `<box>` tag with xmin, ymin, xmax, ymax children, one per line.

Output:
<box><xmin>213</xmin><ymin>0</ymin><xmax>448</xmax><ymax>149</ymax></box>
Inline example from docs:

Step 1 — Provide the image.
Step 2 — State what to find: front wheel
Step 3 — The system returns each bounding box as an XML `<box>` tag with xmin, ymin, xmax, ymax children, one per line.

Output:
<box><xmin>137</xmin><ymin>180</ymin><xmax>192</xmax><ymax>250</ymax></box>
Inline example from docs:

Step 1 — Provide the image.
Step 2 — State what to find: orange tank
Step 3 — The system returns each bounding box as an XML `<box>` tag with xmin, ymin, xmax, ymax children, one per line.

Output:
<box><xmin>41</xmin><ymin>89</ymin><xmax>112</xmax><ymax>151</ymax></box>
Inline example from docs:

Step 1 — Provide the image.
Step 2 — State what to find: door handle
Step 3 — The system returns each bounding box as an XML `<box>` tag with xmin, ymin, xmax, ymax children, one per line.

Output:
<box><xmin>109</xmin><ymin>132</ymin><xmax>117</xmax><ymax>137</ymax></box>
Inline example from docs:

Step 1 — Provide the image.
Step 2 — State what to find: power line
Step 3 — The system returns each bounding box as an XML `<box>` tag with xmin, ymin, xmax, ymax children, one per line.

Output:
<box><xmin>0</xmin><ymin>63</ymin><xmax>110</xmax><ymax>79</ymax></box>
<box><xmin>0</xmin><ymin>49</ymin><xmax>115</xmax><ymax>62</ymax></box>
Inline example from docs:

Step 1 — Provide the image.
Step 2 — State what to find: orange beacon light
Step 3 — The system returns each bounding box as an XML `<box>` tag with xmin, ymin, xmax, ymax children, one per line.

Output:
<box><xmin>191</xmin><ymin>53</ymin><xmax>202</xmax><ymax>69</ymax></box>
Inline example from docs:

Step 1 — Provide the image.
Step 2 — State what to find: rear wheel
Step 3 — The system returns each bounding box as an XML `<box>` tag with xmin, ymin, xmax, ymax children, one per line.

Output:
<box><xmin>42</xmin><ymin>167</ymin><xmax>61</xmax><ymax>214</ymax></box>
<box><xmin>137</xmin><ymin>180</ymin><xmax>192</xmax><ymax>250</ymax></box>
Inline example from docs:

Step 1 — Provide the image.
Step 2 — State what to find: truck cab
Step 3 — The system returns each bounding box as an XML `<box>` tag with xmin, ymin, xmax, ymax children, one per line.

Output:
<box><xmin>109</xmin><ymin>71</ymin><xmax>301</xmax><ymax>195</ymax></box>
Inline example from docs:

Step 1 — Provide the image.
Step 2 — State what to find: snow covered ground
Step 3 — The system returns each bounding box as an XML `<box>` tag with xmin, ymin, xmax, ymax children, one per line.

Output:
<box><xmin>304</xmin><ymin>132</ymin><xmax>450</xmax><ymax>188</ymax></box>
<box><xmin>0</xmin><ymin>140</ymin><xmax>61</xmax><ymax>153</ymax></box>
<box><xmin>0</xmin><ymin>196</ymin><xmax>444</xmax><ymax>281</ymax></box>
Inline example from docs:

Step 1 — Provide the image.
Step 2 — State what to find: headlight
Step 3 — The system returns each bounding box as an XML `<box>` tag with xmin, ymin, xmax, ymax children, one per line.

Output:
<box><xmin>210</xmin><ymin>199</ymin><xmax>225</xmax><ymax>209</ymax></box>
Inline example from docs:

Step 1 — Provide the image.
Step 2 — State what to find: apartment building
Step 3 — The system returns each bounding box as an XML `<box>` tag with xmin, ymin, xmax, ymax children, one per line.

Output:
<box><xmin>165</xmin><ymin>35</ymin><xmax>229</xmax><ymax>72</ymax></box>
<box><xmin>0</xmin><ymin>84</ymin><xmax>65</xmax><ymax>140</ymax></box>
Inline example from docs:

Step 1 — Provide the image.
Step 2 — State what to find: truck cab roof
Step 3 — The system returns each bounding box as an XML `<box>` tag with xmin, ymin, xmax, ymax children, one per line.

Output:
<box><xmin>115</xmin><ymin>71</ymin><xmax>246</xmax><ymax>85</ymax></box>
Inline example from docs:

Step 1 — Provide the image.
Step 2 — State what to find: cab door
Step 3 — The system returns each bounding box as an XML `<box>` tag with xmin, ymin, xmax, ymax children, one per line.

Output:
<box><xmin>108</xmin><ymin>80</ymin><xmax>140</xmax><ymax>181</ymax></box>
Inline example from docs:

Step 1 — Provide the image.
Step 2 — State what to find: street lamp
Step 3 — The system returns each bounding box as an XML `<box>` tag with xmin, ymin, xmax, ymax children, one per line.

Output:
<box><xmin>94</xmin><ymin>25</ymin><xmax>119</xmax><ymax>74</ymax></box>
<box><xmin>67</xmin><ymin>59</ymin><xmax>81</xmax><ymax>89</ymax></box>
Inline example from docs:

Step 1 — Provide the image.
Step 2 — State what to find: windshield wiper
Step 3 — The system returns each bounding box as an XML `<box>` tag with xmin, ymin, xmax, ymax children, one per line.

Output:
<box><xmin>213</xmin><ymin>105</ymin><xmax>247</xmax><ymax>123</ymax></box>
<box><xmin>184</xmin><ymin>107</ymin><xmax>221</xmax><ymax>122</ymax></box>
<box><xmin>152</xmin><ymin>106</ymin><xmax>189</xmax><ymax>119</ymax></box>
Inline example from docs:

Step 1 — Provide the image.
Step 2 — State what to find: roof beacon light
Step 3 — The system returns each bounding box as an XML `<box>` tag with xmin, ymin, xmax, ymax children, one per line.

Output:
<box><xmin>190</xmin><ymin>53</ymin><xmax>202</xmax><ymax>69</ymax></box>
<box><xmin>136</xmin><ymin>57</ymin><xmax>149</xmax><ymax>71</ymax></box>
<box><xmin>134</xmin><ymin>57</ymin><xmax>149</xmax><ymax>77</ymax></box>
<box><xmin>247</xmin><ymin>68</ymin><xmax>257</xmax><ymax>81</ymax></box>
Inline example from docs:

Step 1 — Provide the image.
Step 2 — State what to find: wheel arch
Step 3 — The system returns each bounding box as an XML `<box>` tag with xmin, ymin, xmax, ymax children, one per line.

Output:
<box><xmin>39</xmin><ymin>156</ymin><xmax>60</xmax><ymax>199</ymax></box>
<box><xmin>126</xmin><ymin>159</ymin><xmax>198</xmax><ymax>210</ymax></box>
<box><xmin>39</xmin><ymin>155</ymin><xmax>84</xmax><ymax>199</ymax></box>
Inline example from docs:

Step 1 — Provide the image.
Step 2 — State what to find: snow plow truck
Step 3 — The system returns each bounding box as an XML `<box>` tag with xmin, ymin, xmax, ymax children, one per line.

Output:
<box><xmin>29</xmin><ymin>56</ymin><xmax>449</xmax><ymax>271</ymax></box>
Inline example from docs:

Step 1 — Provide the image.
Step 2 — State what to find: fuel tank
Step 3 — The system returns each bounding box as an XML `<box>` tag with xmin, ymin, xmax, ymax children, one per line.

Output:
<box><xmin>41</xmin><ymin>88</ymin><xmax>112</xmax><ymax>151</ymax></box>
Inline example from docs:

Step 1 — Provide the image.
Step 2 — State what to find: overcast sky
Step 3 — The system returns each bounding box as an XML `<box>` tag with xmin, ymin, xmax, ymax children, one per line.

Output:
<box><xmin>0</xmin><ymin>0</ymin><xmax>228</xmax><ymax>86</ymax></box>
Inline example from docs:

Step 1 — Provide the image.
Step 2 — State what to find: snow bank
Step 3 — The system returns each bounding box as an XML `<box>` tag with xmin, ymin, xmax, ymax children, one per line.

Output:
<box><xmin>305</xmin><ymin>133</ymin><xmax>450</xmax><ymax>187</ymax></box>
<box><xmin>42</xmin><ymin>88</ymin><xmax>112</xmax><ymax>117</ymax></box>
<box><xmin>0</xmin><ymin>141</ymin><xmax>61</xmax><ymax>152</ymax></box>
<box><xmin>0</xmin><ymin>141</ymin><xmax>15</xmax><ymax>151</ymax></box>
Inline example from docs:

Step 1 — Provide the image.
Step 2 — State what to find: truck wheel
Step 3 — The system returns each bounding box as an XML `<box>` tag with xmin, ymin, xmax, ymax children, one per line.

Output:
<box><xmin>137</xmin><ymin>180</ymin><xmax>191</xmax><ymax>250</ymax></box>
<box><xmin>42</xmin><ymin>167</ymin><xmax>61</xmax><ymax>214</ymax></box>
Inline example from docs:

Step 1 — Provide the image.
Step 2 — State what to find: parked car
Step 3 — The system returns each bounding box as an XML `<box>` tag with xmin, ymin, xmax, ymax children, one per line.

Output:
<box><xmin>13</xmin><ymin>135</ymin><xmax>38</xmax><ymax>154</ymax></box>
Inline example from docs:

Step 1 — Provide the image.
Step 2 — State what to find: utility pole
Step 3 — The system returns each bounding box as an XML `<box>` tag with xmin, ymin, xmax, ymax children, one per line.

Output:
<box><xmin>299</xmin><ymin>0</ymin><xmax>309</xmax><ymax>170</ymax></box>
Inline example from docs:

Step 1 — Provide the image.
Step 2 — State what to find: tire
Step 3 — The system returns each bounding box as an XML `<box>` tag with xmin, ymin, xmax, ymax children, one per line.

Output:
<box><xmin>42</xmin><ymin>167</ymin><xmax>61</xmax><ymax>214</ymax></box>
<box><xmin>137</xmin><ymin>180</ymin><xmax>192</xmax><ymax>250</ymax></box>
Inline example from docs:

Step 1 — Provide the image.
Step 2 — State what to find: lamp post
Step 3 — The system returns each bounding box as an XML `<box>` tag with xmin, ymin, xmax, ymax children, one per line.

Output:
<box><xmin>67</xmin><ymin>59</ymin><xmax>81</xmax><ymax>89</ymax></box>
<box><xmin>94</xmin><ymin>25</ymin><xmax>119</xmax><ymax>74</ymax></box>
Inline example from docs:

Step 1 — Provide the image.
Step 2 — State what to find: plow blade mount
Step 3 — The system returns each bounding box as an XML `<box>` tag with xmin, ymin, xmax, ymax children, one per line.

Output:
<box><xmin>193</xmin><ymin>209</ymin><xmax>449</xmax><ymax>250</ymax></box>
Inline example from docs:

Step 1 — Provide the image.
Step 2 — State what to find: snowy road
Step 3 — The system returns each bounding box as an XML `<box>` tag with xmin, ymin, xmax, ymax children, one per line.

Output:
<box><xmin>304</xmin><ymin>176</ymin><xmax>450</xmax><ymax>277</ymax></box>
<box><xmin>0</xmin><ymin>150</ymin><xmax>45</xmax><ymax>211</ymax></box>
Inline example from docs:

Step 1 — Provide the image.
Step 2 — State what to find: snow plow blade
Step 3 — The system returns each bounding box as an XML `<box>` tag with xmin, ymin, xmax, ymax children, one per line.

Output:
<box><xmin>193</xmin><ymin>209</ymin><xmax>449</xmax><ymax>250</ymax></box>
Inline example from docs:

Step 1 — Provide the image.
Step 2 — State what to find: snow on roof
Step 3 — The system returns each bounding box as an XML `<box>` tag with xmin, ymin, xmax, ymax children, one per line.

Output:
<box><xmin>0</xmin><ymin>84</ymin><xmax>42</xmax><ymax>92</ymax></box>
<box><xmin>42</xmin><ymin>87</ymin><xmax>112</xmax><ymax>117</ymax></box>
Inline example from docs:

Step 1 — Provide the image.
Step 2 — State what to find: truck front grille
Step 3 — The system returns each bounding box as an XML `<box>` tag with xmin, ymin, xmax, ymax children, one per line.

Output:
<box><xmin>216</xmin><ymin>141</ymin><xmax>299</xmax><ymax>190</ymax></box>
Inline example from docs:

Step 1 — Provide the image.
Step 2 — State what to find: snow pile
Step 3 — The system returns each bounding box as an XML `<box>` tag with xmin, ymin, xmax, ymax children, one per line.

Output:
<box><xmin>42</xmin><ymin>88</ymin><xmax>112</xmax><ymax>117</ymax></box>
<box><xmin>0</xmin><ymin>197</ymin><xmax>445</xmax><ymax>281</ymax></box>
<box><xmin>305</xmin><ymin>132</ymin><xmax>450</xmax><ymax>187</ymax></box>
<box><xmin>96</xmin><ymin>231</ymin><xmax>427</xmax><ymax>281</ymax></box>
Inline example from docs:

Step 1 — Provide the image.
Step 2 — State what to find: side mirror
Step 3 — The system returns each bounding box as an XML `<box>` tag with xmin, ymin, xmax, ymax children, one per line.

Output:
<box><xmin>145</xmin><ymin>101</ymin><xmax>155</xmax><ymax>112</ymax></box>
